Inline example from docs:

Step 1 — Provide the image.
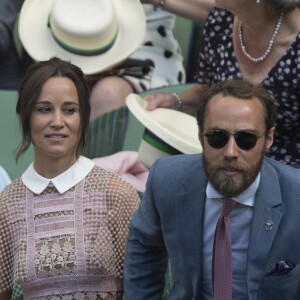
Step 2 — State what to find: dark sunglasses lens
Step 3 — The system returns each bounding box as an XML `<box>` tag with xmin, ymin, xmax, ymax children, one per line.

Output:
<box><xmin>206</xmin><ymin>131</ymin><xmax>229</xmax><ymax>149</ymax></box>
<box><xmin>235</xmin><ymin>132</ymin><xmax>258</xmax><ymax>150</ymax></box>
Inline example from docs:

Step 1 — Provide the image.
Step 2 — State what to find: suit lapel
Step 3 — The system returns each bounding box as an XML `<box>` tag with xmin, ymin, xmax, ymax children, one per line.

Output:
<box><xmin>176</xmin><ymin>169</ymin><xmax>207</xmax><ymax>292</ymax></box>
<box><xmin>247</xmin><ymin>162</ymin><xmax>283</xmax><ymax>299</ymax></box>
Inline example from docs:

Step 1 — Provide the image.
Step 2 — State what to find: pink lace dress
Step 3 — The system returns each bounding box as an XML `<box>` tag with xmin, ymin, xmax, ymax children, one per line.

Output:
<box><xmin>0</xmin><ymin>162</ymin><xmax>139</xmax><ymax>299</ymax></box>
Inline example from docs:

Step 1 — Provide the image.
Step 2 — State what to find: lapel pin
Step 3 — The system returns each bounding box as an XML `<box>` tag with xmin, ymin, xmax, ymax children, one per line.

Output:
<box><xmin>265</xmin><ymin>220</ymin><xmax>273</xmax><ymax>231</ymax></box>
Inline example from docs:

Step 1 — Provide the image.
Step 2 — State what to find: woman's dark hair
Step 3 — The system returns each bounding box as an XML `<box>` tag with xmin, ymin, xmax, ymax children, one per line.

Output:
<box><xmin>16</xmin><ymin>57</ymin><xmax>90</xmax><ymax>161</ymax></box>
<box><xmin>196</xmin><ymin>79</ymin><xmax>277</xmax><ymax>133</ymax></box>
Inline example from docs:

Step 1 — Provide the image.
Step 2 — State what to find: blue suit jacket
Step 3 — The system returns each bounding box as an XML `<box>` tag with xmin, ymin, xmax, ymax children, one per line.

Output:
<box><xmin>124</xmin><ymin>154</ymin><xmax>300</xmax><ymax>299</ymax></box>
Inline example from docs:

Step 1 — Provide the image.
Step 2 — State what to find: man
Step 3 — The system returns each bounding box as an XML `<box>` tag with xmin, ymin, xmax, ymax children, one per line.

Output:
<box><xmin>124</xmin><ymin>79</ymin><xmax>300</xmax><ymax>299</ymax></box>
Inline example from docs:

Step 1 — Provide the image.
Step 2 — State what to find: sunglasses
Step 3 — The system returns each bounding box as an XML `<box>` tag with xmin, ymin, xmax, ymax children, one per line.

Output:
<box><xmin>203</xmin><ymin>130</ymin><xmax>266</xmax><ymax>150</ymax></box>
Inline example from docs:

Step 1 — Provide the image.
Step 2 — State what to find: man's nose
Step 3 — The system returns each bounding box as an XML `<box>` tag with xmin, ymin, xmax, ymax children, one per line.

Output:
<box><xmin>223</xmin><ymin>136</ymin><xmax>240</xmax><ymax>158</ymax></box>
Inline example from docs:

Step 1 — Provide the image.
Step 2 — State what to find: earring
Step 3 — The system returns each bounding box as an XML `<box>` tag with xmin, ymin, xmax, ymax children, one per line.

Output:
<box><xmin>256</xmin><ymin>0</ymin><xmax>260</xmax><ymax>3</ymax></box>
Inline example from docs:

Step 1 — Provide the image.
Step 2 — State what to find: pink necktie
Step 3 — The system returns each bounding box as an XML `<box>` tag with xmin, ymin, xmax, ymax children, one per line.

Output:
<box><xmin>212</xmin><ymin>198</ymin><xmax>237</xmax><ymax>300</ymax></box>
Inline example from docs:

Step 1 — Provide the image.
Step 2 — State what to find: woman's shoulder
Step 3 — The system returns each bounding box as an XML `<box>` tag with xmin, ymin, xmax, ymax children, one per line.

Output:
<box><xmin>203</xmin><ymin>7</ymin><xmax>234</xmax><ymax>40</ymax></box>
<box><xmin>204</xmin><ymin>7</ymin><xmax>234</xmax><ymax>33</ymax></box>
<box><xmin>294</xmin><ymin>31</ymin><xmax>300</xmax><ymax>49</ymax></box>
<box><xmin>0</xmin><ymin>178</ymin><xmax>25</xmax><ymax>208</ymax></box>
<box><xmin>1</xmin><ymin>178</ymin><xmax>25</xmax><ymax>196</ymax></box>
<box><xmin>206</xmin><ymin>7</ymin><xmax>234</xmax><ymax>24</ymax></box>
<box><xmin>84</xmin><ymin>166</ymin><xmax>140</xmax><ymax>210</ymax></box>
<box><xmin>85</xmin><ymin>165</ymin><xmax>138</xmax><ymax>194</ymax></box>
<box><xmin>87</xmin><ymin>165</ymin><xmax>120</xmax><ymax>180</ymax></box>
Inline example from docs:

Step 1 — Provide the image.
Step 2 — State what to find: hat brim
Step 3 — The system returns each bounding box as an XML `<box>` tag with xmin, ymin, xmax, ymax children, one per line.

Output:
<box><xmin>126</xmin><ymin>93</ymin><xmax>203</xmax><ymax>154</ymax></box>
<box><xmin>18</xmin><ymin>0</ymin><xmax>146</xmax><ymax>74</ymax></box>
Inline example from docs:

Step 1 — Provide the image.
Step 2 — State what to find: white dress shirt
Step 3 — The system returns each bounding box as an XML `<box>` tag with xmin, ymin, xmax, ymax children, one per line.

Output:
<box><xmin>201</xmin><ymin>173</ymin><xmax>260</xmax><ymax>299</ymax></box>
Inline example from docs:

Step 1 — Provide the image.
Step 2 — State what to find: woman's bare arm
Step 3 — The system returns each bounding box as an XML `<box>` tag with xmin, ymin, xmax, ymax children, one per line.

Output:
<box><xmin>145</xmin><ymin>83</ymin><xmax>211</xmax><ymax>116</ymax></box>
<box><xmin>141</xmin><ymin>0</ymin><xmax>215</xmax><ymax>22</ymax></box>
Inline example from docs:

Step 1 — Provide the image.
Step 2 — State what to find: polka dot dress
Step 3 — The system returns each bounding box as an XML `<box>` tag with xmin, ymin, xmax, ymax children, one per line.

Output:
<box><xmin>196</xmin><ymin>8</ymin><xmax>300</xmax><ymax>167</ymax></box>
<box><xmin>125</xmin><ymin>4</ymin><xmax>186</xmax><ymax>92</ymax></box>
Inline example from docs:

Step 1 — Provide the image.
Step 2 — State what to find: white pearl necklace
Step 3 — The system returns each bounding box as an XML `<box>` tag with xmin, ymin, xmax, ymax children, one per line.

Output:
<box><xmin>238</xmin><ymin>13</ymin><xmax>284</xmax><ymax>63</ymax></box>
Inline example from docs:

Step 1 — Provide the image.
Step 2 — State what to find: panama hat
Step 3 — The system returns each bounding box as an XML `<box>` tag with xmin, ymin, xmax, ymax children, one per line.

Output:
<box><xmin>18</xmin><ymin>0</ymin><xmax>146</xmax><ymax>75</ymax></box>
<box><xmin>126</xmin><ymin>93</ymin><xmax>202</xmax><ymax>168</ymax></box>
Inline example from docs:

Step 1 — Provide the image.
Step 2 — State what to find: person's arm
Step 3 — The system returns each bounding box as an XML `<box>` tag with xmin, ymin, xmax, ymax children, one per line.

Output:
<box><xmin>0</xmin><ymin>193</ymin><xmax>13</xmax><ymax>300</ymax></box>
<box><xmin>141</xmin><ymin>0</ymin><xmax>215</xmax><ymax>22</ymax></box>
<box><xmin>145</xmin><ymin>83</ymin><xmax>211</xmax><ymax>116</ymax></box>
<box><xmin>124</xmin><ymin>162</ymin><xmax>169</xmax><ymax>299</ymax></box>
<box><xmin>0</xmin><ymin>0</ymin><xmax>19</xmax><ymax>53</ymax></box>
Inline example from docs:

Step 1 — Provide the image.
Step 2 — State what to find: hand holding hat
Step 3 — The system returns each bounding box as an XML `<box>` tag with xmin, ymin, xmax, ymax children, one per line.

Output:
<box><xmin>126</xmin><ymin>93</ymin><xmax>203</xmax><ymax>168</ymax></box>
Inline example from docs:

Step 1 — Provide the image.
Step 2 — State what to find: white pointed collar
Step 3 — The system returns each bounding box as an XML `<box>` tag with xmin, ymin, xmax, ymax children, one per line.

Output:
<box><xmin>22</xmin><ymin>156</ymin><xmax>95</xmax><ymax>194</ymax></box>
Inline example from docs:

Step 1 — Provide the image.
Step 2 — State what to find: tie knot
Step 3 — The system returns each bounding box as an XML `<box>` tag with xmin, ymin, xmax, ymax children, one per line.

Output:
<box><xmin>221</xmin><ymin>198</ymin><xmax>237</xmax><ymax>217</ymax></box>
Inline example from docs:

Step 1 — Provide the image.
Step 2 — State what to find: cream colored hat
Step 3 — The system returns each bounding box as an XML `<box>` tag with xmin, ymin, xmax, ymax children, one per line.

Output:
<box><xmin>126</xmin><ymin>93</ymin><xmax>202</xmax><ymax>168</ymax></box>
<box><xmin>18</xmin><ymin>0</ymin><xmax>146</xmax><ymax>74</ymax></box>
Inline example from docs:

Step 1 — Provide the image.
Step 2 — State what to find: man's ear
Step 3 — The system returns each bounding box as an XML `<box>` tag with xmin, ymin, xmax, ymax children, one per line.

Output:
<box><xmin>265</xmin><ymin>126</ymin><xmax>275</xmax><ymax>152</ymax></box>
<box><xmin>198</xmin><ymin>130</ymin><xmax>204</xmax><ymax>148</ymax></box>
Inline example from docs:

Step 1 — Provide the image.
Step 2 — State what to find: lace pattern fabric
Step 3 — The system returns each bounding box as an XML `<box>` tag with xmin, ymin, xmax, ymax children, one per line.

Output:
<box><xmin>0</xmin><ymin>166</ymin><xmax>140</xmax><ymax>299</ymax></box>
<box><xmin>33</xmin><ymin>291</ymin><xmax>120</xmax><ymax>300</ymax></box>
<box><xmin>35</xmin><ymin>236</ymin><xmax>76</xmax><ymax>277</ymax></box>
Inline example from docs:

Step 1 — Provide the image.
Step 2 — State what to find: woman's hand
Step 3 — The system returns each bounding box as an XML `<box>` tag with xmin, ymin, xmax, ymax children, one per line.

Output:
<box><xmin>144</xmin><ymin>83</ymin><xmax>211</xmax><ymax>115</ymax></box>
<box><xmin>144</xmin><ymin>93</ymin><xmax>178</xmax><ymax>111</ymax></box>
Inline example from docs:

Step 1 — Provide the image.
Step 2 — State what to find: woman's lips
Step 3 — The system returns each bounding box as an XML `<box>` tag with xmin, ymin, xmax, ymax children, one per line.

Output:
<box><xmin>45</xmin><ymin>133</ymin><xmax>67</xmax><ymax>140</ymax></box>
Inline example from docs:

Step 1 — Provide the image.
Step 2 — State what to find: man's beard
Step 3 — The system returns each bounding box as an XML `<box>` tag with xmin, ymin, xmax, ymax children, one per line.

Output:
<box><xmin>203</xmin><ymin>152</ymin><xmax>265</xmax><ymax>198</ymax></box>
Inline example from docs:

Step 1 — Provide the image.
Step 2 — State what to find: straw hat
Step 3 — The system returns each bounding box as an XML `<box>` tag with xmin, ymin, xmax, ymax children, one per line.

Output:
<box><xmin>126</xmin><ymin>93</ymin><xmax>202</xmax><ymax>168</ymax></box>
<box><xmin>18</xmin><ymin>0</ymin><xmax>146</xmax><ymax>74</ymax></box>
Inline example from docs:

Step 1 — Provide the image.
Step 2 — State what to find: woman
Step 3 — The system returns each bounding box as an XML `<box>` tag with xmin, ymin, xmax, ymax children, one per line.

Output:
<box><xmin>146</xmin><ymin>0</ymin><xmax>300</xmax><ymax>167</ymax></box>
<box><xmin>0</xmin><ymin>57</ymin><xmax>140</xmax><ymax>299</ymax></box>
<box><xmin>89</xmin><ymin>1</ymin><xmax>214</xmax><ymax>120</ymax></box>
